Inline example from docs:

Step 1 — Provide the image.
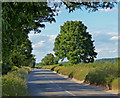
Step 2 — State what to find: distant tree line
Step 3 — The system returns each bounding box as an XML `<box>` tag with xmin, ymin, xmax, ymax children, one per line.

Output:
<box><xmin>95</xmin><ymin>58</ymin><xmax>120</xmax><ymax>63</ymax></box>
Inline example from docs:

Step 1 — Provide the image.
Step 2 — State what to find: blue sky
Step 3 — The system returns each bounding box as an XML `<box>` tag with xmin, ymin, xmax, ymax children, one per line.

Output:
<box><xmin>28</xmin><ymin>3</ymin><xmax>118</xmax><ymax>63</ymax></box>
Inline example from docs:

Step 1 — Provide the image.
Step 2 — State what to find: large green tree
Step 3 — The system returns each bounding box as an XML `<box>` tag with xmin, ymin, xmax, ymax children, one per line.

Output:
<box><xmin>2</xmin><ymin>2</ymin><xmax>117</xmax><ymax>74</ymax></box>
<box><xmin>61</xmin><ymin>2</ymin><xmax>117</xmax><ymax>12</ymax></box>
<box><xmin>53</xmin><ymin>21</ymin><xmax>97</xmax><ymax>64</ymax></box>
<box><xmin>41</xmin><ymin>53</ymin><xmax>58</xmax><ymax>65</ymax></box>
<box><xmin>2</xmin><ymin>2</ymin><xmax>56</xmax><ymax>74</ymax></box>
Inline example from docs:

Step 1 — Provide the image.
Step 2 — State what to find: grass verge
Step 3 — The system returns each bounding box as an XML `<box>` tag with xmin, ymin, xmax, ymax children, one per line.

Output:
<box><xmin>2</xmin><ymin>66</ymin><xmax>32</xmax><ymax>96</ymax></box>
<box><xmin>41</xmin><ymin>62</ymin><xmax>119</xmax><ymax>91</ymax></box>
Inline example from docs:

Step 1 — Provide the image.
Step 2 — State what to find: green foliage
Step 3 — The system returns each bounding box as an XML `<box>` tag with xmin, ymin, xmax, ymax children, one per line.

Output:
<box><xmin>11</xmin><ymin>66</ymin><xmax>19</xmax><ymax>71</ymax></box>
<box><xmin>85</xmin><ymin>63</ymin><xmax>118</xmax><ymax>90</ymax></box>
<box><xmin>2</xmin><ymin>75</ymin><xmax>27</xmax><ymax>96</ymax></box>
<box><xmin>115</xmin><ymin>58</ymin><xmax>120</xmax><ymax>63</ymax></box>
<box><xmin>111</xmin><ymin>78</ymin><xmax>120</xmax><ymax>90</ymax></box>
<box><xmin>95</xmin><ymin>58</ymin><xmax>116</xmax><ymax>63</ymax></box>
<box><xmin>54</xmin><ymin>64</ymin><xmax>93</xmax><ymax>81</ymax></box>
<box><xmin>21</xmin><ymin>66</ymin><xmax>32</xmax><ymax>73</ymax></box>
<box><xmin>2</xmin><ymin>67</ymin><xmax>31</xmax><ymax>96</ymax></box>
<box><xmin>42</xmin><ymin>62</ymin><xmax>118</xmax><ymax>90</ymax></box>
<box><xmin>17</xmin><ymin>69</ymin><xmax>28</xmax><ymax>80</ymax></box>
<box><xmin>41</xmin><ymin>53</ymin><xmax>59</xmax><ymax>65</ymax></box>
<box><xmin>54</xmin><ymin>66</ymin><xmax>62</xmax><ymax>73</ymax></box>
<box><xmin>62</xmin><ymin>2</ymin><xmax>117</xmax><ymax>12</ymax></box>
<box><xmin>2</xmin><ymin>2</ymin><xmax>117</xmax><ymax>74</ymax></box>
<box><xmin>41</xmin><ymin>65</ymin><xmax>57</xmax><ymax>70</ymax></box>
<box><xmin>53</xmin><ymin>21</ymin><xmax>97</xmax><ymax>64</ymax></box>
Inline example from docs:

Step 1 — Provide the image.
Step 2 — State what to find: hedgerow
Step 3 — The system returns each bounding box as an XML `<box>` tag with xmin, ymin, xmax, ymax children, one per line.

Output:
<box><xmin>42</xmin><ymin>62</ymin><xmax>118</xmax><ymax>90</ymax></box>
<box><xmin>2</xmin><ymin>66</ymin><xmax>32</xmax><ymax>96</ymax></box>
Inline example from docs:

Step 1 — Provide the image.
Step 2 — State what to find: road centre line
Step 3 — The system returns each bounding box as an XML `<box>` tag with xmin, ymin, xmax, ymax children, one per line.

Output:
<box><xmin>47</xmin><ymin>77</ymin><xmax>76</xmax><ymax>96</ymax></box>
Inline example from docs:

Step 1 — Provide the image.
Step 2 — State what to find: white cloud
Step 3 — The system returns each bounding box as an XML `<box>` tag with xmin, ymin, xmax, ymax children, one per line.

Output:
<box><xmin>107</xmin><ymin>32</ymin><xmax>117</xmax><ymax>36</ymax></box>
<box><xmin>98</xmin><ymin>8</ymin><xmax>117</xmax><ymax>12</ymax></box>
<box><xmin>110</xmin><ymin>49</ymin><xmax>117</xmax><ymax>53</ymax></box>
<box><xmin>90</xmin><ymin>30</ymin><xmax>117</xmax><ymax>36</ymax></box>
<box><xmin>93</xmin><ymin>31</ymin><xmax>102</xmax><ymax>34</ymax></box>
<box><xmin>95</xmin><ymin>48</ymin><xmax>109</xmax><ymax>53</ymax></box>
<box><xmin>38</xmin><ymin>41</ymin><xmax>45</xmax><ymax>45</ymax></box>
<box><xmin>110</xmin><ymin>36</ymin><xmax>120</xmax><ymax>40</ymax></box>
<box><xmin>28</xmin><ymin>33</ymin><xmax>41</xmax><ymax>37</ymax></box>
<box><xmin>49</xmin><ymin>35</ymin><xmax>57</xmax><ymax>42</ymax></box>
<box><xmin>32</xmin><ymin>40</ymin><xmax>45</xmax><ymax>48</ymax></box>
<box><xmin>28</xmin><ymin>33</ymin><xmax>58</xmax><ymax>62</ymax></box>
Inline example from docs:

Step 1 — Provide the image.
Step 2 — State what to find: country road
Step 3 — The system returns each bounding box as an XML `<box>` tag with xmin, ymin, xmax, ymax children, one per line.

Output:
<box><xmin>27</xmin><ymin>69</ymin><xmax>117</xmax><ymax>96</ymax></box>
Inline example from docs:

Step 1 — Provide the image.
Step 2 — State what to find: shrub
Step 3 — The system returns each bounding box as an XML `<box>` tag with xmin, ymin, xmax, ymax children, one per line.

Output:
<box><xmin>54</xmin><ymin>66</ymin><xmax>62</xmax><ymax>73</ymax></box>
<box><xmin>111</xmin><ymin>78</ymin><xmax>120</xmax><ymax>90</ymax></box>
<box><xmin>42</xmin><ymin>62</ymin><xmax>118</xmax><ymax>90</ymax></box>
<box><xmin>51</xmin><ymin>66</ymin><xmax>57</xmax><ymax>71</ymax></box>
<box><xmin>2</xmin><ymin>67</ymin><xmax>31</xmax><ymax>96</ymax></box>
<box><xmin>17</xmin><ymin>69</ymin><xmax>28</xmax><ymax>80</ymax></box>
<box><xmin>41</xmin><ymin>65</ymin><xmax>57</xmax><ymax>70</ymax></box>
<box><xmin>85</xmin><ymin>63</ymin><xmax>118</xmax><ymax>90</ymax></box>
<box><xmin>68</xmin><ymin>72</ymin><xmax>73</xmax><ymax>78</ymax></box>
<box><xmin>73</xmin><ymin>66</ymin><xmax>92</xmax><ymax>81</ymax></box>
<box><xmin>22</xmin><ymin>66</ymin><xmax>32</xmax><ymax>73</ymax></box>
<box><xmin>11</xmin><ymin>66</ymin><xmax>19</xmax><ymax>71</ymax></box>
<box><xmin>58</xmin><ymin>66</ymin><xmax>73</xmax><ymax>75</ymax></box>
<box><xmin>2</xmin><ymin>72</ymin><xmax>27</xmax><ymax>96</ymax></box>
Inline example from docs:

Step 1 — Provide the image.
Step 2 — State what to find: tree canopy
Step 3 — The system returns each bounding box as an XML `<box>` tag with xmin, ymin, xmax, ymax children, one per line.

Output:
<box><xmin>61</xmin><ymin>2</ymin><xmax>117</xmax><ymax>12</ymax></box>
<box><xmin>41</xmin><ymin>53</ymin><xmax>58</xmax><ymax>65</ymax></box>
<box><xmin>53</xmin><ymin>21</ymin><xmax>97</xmax><ymax>64</ymax></box>
<box><xmin>2</xmin><ymin>2</ymin><xmax>117</xmax><ymax>74</ymax></box>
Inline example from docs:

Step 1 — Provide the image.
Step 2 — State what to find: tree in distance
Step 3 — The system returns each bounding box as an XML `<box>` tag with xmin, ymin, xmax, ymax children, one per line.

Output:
<box><xmin>2</xmin><ymin>2</ymin><xmax>116</xmax><ymax>74</ymax></box>
<box><xmin>53</xmin><ymin>21</ymin><xmax>97</xmax><ymax>64</ymax></box>
<box><xmin>41</xmin><ymin>53</ymin><xmax>58</xmax><ymax>65</ymax></box>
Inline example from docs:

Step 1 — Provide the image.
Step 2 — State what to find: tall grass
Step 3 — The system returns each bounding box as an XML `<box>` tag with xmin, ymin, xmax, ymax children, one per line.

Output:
<box><xmin>42</xmin><ymin>62</ymin><xmax>118</xmax><ymax>90</ymax></box>
<box><xmin>2</xmin><ymin>66</ymin><xmax>32</xmax><ymax>96</ymax></box>
<box><xmin>85</xmin><ymin>62</ymin><xmax>118</xmax><ymax>90</ymax></box>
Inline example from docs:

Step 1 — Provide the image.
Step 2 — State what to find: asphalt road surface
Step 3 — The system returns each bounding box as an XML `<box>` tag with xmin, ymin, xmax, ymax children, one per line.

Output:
<box><xmin>27</xmin><ymin>69</ymin><xmax>117</xmax><ymax>96</ymax></box>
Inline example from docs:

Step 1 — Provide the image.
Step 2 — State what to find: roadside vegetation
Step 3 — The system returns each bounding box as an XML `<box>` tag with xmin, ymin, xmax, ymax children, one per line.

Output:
<box><xmin>39</xmin><ymin>61</ymin><xmax>119</xmax><ymax>91</ymax></box>
<box><xmin>2</xmin><ymin>2</ymin><xmax>118</xmax><ymax>96</ymax></box>
<box><xmin>2</xmin><ymin>66</ymin><xmax>32</xmax><ymax>96</ymax></box>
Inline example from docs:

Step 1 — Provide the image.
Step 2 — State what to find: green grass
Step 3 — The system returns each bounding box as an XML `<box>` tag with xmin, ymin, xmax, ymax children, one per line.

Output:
<box><xmin>85</xmin><ymin>62</ymin><xmax>118</xmax><ymax>89</ymax></box>
<box><xmin>111</xmin><ymin>78</ymin><xmax>120</xmax><ymax>90</ymax></box>
<box><xmin>41</xmin><ymin>65</ymin><xmax>57</xmax><ymax>70</ymax></box>
<box><xmin>41</xmin><ymin>62</ymin><xmax>119</xmax><ymax>90</ymax></box>
<box><xmin>2</xmin><ymin>66</ymin><xmax>32</xmax><ymax>96</ymax></box>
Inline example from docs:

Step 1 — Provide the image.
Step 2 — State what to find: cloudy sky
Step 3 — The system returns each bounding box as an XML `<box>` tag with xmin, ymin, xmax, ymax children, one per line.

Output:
<box><xmin>28</xmin><ymin>3</ymin><xmax>118</xmax><ymax>63</ymax></box>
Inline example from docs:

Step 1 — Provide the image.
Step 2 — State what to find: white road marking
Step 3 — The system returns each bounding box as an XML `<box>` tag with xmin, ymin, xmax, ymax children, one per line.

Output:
<box><xmin>49</xmin><ymin>80</ymin><xmax>76</xmax><ymax>96</ymax></box>
<box><xmin>65</xmin><ymin>91</ymin><xmax>76</xmax><ymax>96</ymax></box>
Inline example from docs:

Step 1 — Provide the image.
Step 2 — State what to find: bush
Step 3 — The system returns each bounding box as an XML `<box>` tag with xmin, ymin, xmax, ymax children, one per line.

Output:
<box><xmin>68</xmin><ymin>72</ymin><xmax>73</xmax><ymax>78</ymax></box>
<box><xmin>73</xmin><ymin>66</ymin><xmax>92</xmax><ymax>81</ymax></box>
<box><xmin>111</xmin><ymin>78</ymin><xmax>120</xmax><ymax>90</ymax></box>
<box><xmin>22</xmin><ymin>66</ymin><xmax>32</xmax><ymax>73</ymax></box>
<box><xmin>41</xmin><ymin>65</ymin><xmax>57</xmax><ymax>70</ymax></box>
<box><xmin>11</xmin><ymin>66</ymin><xmax>19</xmax><ymax>71</ymax></box>
<box><xmin>17</xmin><ymin>69</ymin><xmax>28</xmax><ymax>80</ymax></box>
<box><xmin>57</xmin><ymin>66</ymin><xmax>73</xmax><ymax>75</ymax></box>
<box><xmin>54</xmin><ymin>66</ymin><xmax>62</xmax><ymax>73</ymax></box>
<box><xmin>53</xmin><ymin>65</ymin><xmax>93</xmax><ymax>81</ymax></box>
<box><xmin>41</xmin><ymin>62</ymin><xmax>118</xmax><ymax>90</ymax></box>
<box><xmin>51</xmin><ymin>66</ymin><xmax>57</xmax><ymax>71</ymax></box>
<box><xmin>2</xmin><ymin>72</ymin><xmax>27</xmax><ymax>96</ymax></box>
<box><xmin>2</xmin><ymin>67</ymin><xmax>31</xmax><ymax>96</ymax></box>
<box><xmin>85</xmin><ymin>63</ymin><xmax>118</xmax><ymax>90</ymax></box>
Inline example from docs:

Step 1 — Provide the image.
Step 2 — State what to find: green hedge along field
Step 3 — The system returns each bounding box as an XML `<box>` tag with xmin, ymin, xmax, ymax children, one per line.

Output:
<box><xmin>2</xmin><ymin>66</ymin><xmax>32</xmax><ymax>96</ymax></box>
<box><xmin>40</xmin><ymin>62</ymin><xmax>119</xmax><ymax>90</ymax></box>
